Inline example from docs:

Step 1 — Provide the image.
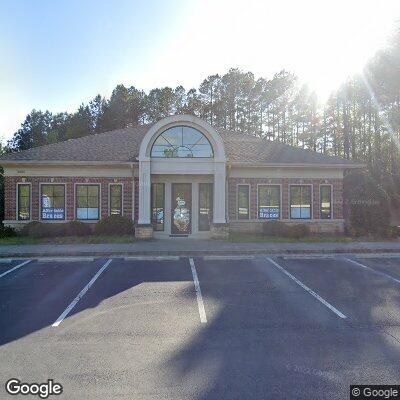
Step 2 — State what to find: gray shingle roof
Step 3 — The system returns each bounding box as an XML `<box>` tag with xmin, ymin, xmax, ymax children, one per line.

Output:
<box><xmin>0</xmin><ymin>123</ymin><xmax>357</xmax><ymax>166</ymax></box>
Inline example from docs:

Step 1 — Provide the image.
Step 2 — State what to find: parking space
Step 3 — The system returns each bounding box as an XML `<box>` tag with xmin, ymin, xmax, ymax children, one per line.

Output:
<box><xmin>0</xmin><ymin>259</ymin><xmax>105</xmax><ymax>345</ymax></box>
<box><xmin>0</xmin><ymin>254</ymin><xmax>400</xmax><ymax>399</ymax></box>
<box><xmin>277</xmin><ymin>256</ymin><xmax>400</xmax><ymax>325</ymax></box>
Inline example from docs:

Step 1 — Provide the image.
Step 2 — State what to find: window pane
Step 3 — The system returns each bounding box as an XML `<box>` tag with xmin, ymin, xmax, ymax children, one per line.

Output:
<box><xmin>238</xmin><ymin>185</ymin><xmax>249</xmax><ymax>219</ymax></box>
<box><xmin>151</xmin><ymin>183</ymin><xmax>165</xmax><ymax>231</ymax></box>
<box><xmin>88</xmin><ymin>196</ymin><xmax>99</xmax><ymax>208</ymax></box>
<box><xmin>110</xmin><ymin>185</ymin><xmax>122</xmax><ymax>216</ymax></box>
<box><xmin>320</xmin><ymin>185</ymin><xmax>332</xmax><ymax>219</ymax></box>
<box><xmin>291</xmin><ymin>186</ymin><xmax>311</xmax><ymax>219</ymax></box>
<box><xmin>76</xmin><ymin>185</ymin><xmax>87</xmax><ymax>197</ymax></box>
<box><xmin>151</xmin><ymin>126</ymin><xmax>213</xmax><ymax>158</ymax></box>
<box><xmin>18</xmin><ymin>184</ymin><xmax>30</xmax><ymax>220</ymax></box>
<box><xmin>76</xmin><ymin>185</ymin><xmax>99</xmax><ymax>220</ymax></box>
<box><xmin>88</xmin><ymin>186</ymin><xmax>99</xmax><ymax>197</ymax></box>
<box><xmin>199</xmin><ymin>183</ymin><xmax>213</xmax><ymax>231</ymax></box>
<box><xmin>258</xmin><ymin>186</ymin><xmax>280</xmax><ymax>219</ymax></box>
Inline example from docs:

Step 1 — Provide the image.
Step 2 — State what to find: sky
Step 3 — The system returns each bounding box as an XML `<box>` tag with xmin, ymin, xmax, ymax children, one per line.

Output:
<box><xmin>1</xmin><ymin>0</ymin><xmax>399</xmax><ymax>143</ymax></box>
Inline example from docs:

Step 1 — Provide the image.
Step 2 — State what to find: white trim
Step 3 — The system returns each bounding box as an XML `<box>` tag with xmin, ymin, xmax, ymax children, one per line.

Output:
<box><xmin>256</xmin><ymin>183</ymin><xmax>283</xmax><ymax>220</ymax></box>
<box><xmin>138</xmin><ymin>115</ymin><xmax>226</xmax><ymax>162</ymax></box>
<box><xmin>236</xmin><ymin>183</ymin><xmax>251</xmax><ymax>220</ymax></box>
<box><xmin>108</xmin><ymin>182</ymin><xmax>124</xmax><ymax>216</ymax></box>
<box><xmin>74</xmin><ymin>183</ymin><xmax>102</xmax><ymax>221</ymax></box>
<box><xmin>288</xmin><ymin>183</ymin><xmax>313</xmax><ymax>220</ymax></box>
<box><xmin>39</xmin><ymin>182</ymin><xmax>67</xmax><ymax>222</ymax></box>
<box><xmin>16</xmin><ymin>182</ymin><xmax>32</xmax><ymax>222</ymax></box>
<box><xmin>230</xmin><ymin>162</ymin><xmax>365</xmax><ymax>169</ymax></box>
<box><xmin>319</xmin><ymin>183</ymin><xmax>333</xmax><ymax>220</ymax></box>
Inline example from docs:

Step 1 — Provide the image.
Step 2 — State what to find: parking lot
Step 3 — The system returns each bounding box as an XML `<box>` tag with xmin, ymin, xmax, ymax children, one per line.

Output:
<box><xmin>1</xmin><ymin>254</ymin><xmax>400</xmax><ymax>399</ymax></box>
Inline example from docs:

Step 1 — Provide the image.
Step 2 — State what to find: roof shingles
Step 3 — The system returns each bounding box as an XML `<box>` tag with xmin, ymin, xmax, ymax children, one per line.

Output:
<box><xmin>0</xmin><ymin>124</ymin><xmax>356</xmax><ymax>166</ymax></box>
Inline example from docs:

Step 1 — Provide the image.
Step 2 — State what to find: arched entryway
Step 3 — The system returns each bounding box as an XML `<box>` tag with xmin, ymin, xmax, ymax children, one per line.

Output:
<box><xmin>136</xmin><ymin>115</ymin><xmax>227</xmax><ymax>238</ymax></box>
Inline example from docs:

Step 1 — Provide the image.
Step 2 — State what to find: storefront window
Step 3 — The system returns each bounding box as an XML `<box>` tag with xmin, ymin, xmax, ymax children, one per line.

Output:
<box><xmin>151</xmin><ymin>183</ymin><xmax>165</xmax><ymax>231</ymax></box>
<box><xmin>109</xmin><ymin>184</ymin><xmax>122</xmax><ymax>216</ymax></box>
<box><xmin>41</xmin><ymin>184</ymin><xmax>65</xmax><ymax>220</ymax></box>
<box><xmin>17</xmin><ymin>184</ymin><xmax>31</xmax><ymax>221</ymax></box>
<box><xmin>199</xmin><ymin>183</ymin><xmax>213</xmax><ymax>231</ymax></box>
<box><xmin>258</xmin><ymin>185</ymin><xmax>280</xmax><ymax>219</ymax></box>
<box><xmin>76</xmin><ymin>185</ymin><xmax>100</xmax><ymax>220</ymax></box>
<box><xmin>237</xmin><ymin>185</ymin><xmax>250</xmax><ymax>219</ymax></box>
<box><xmin>290</xmin><ymin>185</ymin><xmax>311</xmax><ymax>219</ymax></box>
<box><xmin>320</xmin><ymin>185</ymin><xmax>332</xmax><ymax>219</ymax></box>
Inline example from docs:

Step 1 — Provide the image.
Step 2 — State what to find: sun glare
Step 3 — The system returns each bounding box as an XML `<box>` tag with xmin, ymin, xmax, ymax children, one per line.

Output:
<box><xmin>144</xmin><ymin>0</ymin><xmax>400</xmax><ymax>102</ymax></box>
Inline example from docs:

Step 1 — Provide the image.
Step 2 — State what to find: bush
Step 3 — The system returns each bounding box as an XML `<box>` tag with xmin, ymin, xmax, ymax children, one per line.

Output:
<box><xmin>344</xmin><ymin>170</ymin><xmax>390</xmax><ymax>237</ymax></box>
<box><xmin>262</xmin><ymin>220</ymin><xmax>287</xmax><ymax>236</ymax></box>
<box><xmin>386</xmin><ymin>225</ymin><xmax>400</xmax><ymax>239</ymax></box>
<box><xmin>64</xmin><ymin>221</ymin><xmax>91</xmax><ymax>237</ymax></box>
<box><xmin>285</xmin><ymin>224</ymin><xmax>310</xmax><ymax>239</ymax></box>
<box><xmin>0</xmin><ymin>224</ymin><xmax>17</xmax><ymax>238</ymax></box>
<box><xmin>21</xmin><ymin>221</ymin><xmax>91</xmax><ymax>237</ymax></box>
<box><xmin>94</xmin><ymin>215</ymin><xmax>134</xmax><ymax>236</ymax></box>
<box><xmin>263</xmin><ymin>220</ymin><xmax>310</xmax><ymax>238</ymax></box>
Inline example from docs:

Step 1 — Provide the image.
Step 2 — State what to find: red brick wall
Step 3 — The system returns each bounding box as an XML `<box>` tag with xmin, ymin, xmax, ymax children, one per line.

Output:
<box><xmin>4</xmin><ymin>176</ymin><xmax>134</xmax><ymax>221</ymax></box>
<box><xmin>228</xmin><ymin>177</ymin><xmax>343</xmax><ymax>220</ymax></box>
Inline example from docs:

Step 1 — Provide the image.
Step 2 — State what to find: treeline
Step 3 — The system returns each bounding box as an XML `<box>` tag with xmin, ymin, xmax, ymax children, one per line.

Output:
<box><xmin>5</xmin><ymin>29</ymin><xmax>400</xmax><ymax>201</ymax></box>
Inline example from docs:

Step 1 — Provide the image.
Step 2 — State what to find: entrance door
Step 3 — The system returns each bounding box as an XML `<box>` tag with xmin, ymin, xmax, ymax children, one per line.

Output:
<box><xmin>171</xmin><ymin>183</ymin><xmax>192</xmax><ymax>235</ymax></box>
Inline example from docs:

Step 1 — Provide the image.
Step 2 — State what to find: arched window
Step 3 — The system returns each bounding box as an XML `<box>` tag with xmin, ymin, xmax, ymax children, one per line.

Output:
<box><xmin>151</xmin><ymin>126</ymin><xmax>214</xmax><ymax>158</ymax></box>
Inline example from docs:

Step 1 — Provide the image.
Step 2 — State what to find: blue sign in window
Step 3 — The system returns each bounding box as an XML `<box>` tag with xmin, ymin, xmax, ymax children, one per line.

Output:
<box><xmin>42</xmin><ymin>208</ymin><xmax>65</xmax><ymax>220</ymax></box>
<box><xmin>259</xmin><ymin>207</ymin><xmax>280</xmax><ymax>219</ymax></box>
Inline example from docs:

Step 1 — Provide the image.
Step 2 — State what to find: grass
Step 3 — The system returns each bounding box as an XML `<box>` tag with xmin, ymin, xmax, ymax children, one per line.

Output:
<box><xmin>229</xmin><ymin>232</ymin><xmax>355</xmax><ymax>243</ymax></box>
<box><xmin>0</xmin><ymin>234</ymin><xmax>135</xmax><ymax>245</ymax></box>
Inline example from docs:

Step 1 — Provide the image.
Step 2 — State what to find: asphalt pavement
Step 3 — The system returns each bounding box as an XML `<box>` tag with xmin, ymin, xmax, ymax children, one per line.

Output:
<box><xmin>0</xmin><ymin>255</ymin><xmax>399</xmax><ymax>399</ymax></box>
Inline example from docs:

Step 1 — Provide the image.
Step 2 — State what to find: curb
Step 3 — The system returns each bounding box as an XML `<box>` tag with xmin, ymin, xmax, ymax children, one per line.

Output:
<box><xmin>2</xmin><ymin>248</ymin><xmax>400</xmax><ymax>259</ymax></box>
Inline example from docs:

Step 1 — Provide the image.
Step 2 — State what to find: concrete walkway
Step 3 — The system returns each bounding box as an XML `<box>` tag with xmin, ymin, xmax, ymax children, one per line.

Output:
<box><xmin>2</xmin><ymin>239</ymin><xmax>400</xmax><ymax>258</ymax></box>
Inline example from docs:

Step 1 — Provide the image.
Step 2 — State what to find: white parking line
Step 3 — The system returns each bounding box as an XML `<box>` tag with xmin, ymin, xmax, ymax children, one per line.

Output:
<box><xmin>344</xmin><ymin>257</ymin><xmax>400</xmax><ymax>285</ymax></box>
<box><xmin>189</xmin><ymin>258</ymin><xmax>207</xmax><ymax>324</ymax></box>
<box><xmin>0</xmin><ymin>260</ymin><xmax>32</xmax><ymax>279</ymax></box>
<box><xmin>52</xmin><ymin>259</ymin><xmax>113</xmax><ymax>327</ymax></box>
<box><xmin>266</xmin><ymin>257</ymin><xmax>347</xmax><ymax>319</ymax></box>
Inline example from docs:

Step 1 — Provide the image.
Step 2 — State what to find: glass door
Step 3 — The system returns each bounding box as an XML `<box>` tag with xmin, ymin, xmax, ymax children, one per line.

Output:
<box><xmin>171</xmin><ymin>183</ymin><xmax>192</xmax><ymax>234</ymax></box>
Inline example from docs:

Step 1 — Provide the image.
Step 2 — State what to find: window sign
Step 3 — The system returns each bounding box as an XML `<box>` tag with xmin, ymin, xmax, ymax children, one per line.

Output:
<box><xmin>41</xmin><ymin>185</ymin><xmax>65</xmax><ymax>220</ymax></box>
<box><xmin>259</xmin><ymin>207</ymin><xmax>279</xmax><ymax>219</ymax></box>
<box><xmin>258</xmin><ymin>186</ymin><xmax>280</xmax><ymax>219</ymax></box>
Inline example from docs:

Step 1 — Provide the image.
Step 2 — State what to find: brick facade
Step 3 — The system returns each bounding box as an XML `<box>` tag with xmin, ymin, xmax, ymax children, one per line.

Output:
<box><xmin>4</xmin><ymin>175</ymin><xmax>344</xmax><ymax>234</ymax></box>
<box><xmin>5</xmin><ymin>176</ymin><xmax>134</xmax><ymax>223</ymax></box>
<box><xmin>228</xmin><ymin>177</ymin><xmax>344</xmax><ymax>233</ymax></box>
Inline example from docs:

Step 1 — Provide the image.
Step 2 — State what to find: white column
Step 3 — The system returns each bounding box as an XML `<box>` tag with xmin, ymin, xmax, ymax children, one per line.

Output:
<box><xmin>213</xmin><ymin>162</ymin><xmax>227</xmax><ymax>223</ymax></box>
<box><xmin>138</xmin><ymin>159</ymin><xmax>151</xmax><ymax>225</ymax></box>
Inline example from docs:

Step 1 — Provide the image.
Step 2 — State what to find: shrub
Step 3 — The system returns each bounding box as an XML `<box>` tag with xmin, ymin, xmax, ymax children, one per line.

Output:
<box><xmin>21</xmin><ymin>221</ymin><xmax>91</xmax><ymax>237</ymax></box>
<box><xmin>94</xmin><ymin>215</ymin><xmax>134</xmax><ymax>236</ymax></box>
<box><xmin>262</xmin><ymin>220</ymin><xmax>310</xmax><ymax>238</ymax></box>
<box><xmin>262</xmin><ymin>220</ymin><xmax>288</xmax><ymax>236</ymax></box>
<box><xmin>64</xmin><ymin>221</ymin><xmax>91</xmax><ymax>236</ymax></box>
<box><xmin>386</xmin><ymin>225</ymin><xmax>400</xmax><ymax>239</ymax></box>
<box><xmin>0</xmin><ymin>224</ymin><xmax>17</xmax><ymax>238</ymax></box>
<box><xmin>285</xmin><ymin>224</ymin><xmax>310</xmax><ymax>239</ymax></box>
<box><xmin>344</xmin><ymin>170</ymin><xmax>390</xmax><ymax>237</ymax></box>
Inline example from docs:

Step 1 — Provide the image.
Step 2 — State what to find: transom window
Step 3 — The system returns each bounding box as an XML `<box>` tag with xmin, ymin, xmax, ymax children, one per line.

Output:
<box><xmin>151</xmin><ymin>126</ymin><xmax>214</xmax><ymax>158</ymax></box>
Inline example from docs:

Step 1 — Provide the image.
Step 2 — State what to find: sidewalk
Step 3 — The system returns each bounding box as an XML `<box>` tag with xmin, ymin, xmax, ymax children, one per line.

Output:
<box><xmin>2</xmin><ymin>239</ymin><xmax>400</xmax><ymax>258</ymax></box>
